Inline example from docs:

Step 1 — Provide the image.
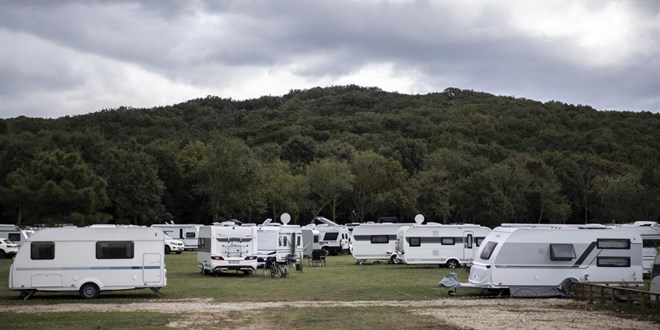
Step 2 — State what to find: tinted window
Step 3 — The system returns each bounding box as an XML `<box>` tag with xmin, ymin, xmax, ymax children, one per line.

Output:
<box><xmin>185</xmin><ymin>232</ymin><xmax>196</xmax><ymax>238</ymax></box>
<box><xmin>31</xmin><ymin>242</ymin><xmax>55</xmax><ymax>260</ymax></box>
<box><xmin>550</xmin><ymin>244</ymin><xmax>576</xmax><ymax>261</ymax></box>
<box><xmin>441</xmin><ymin>237</ymin><xmax>455</xmax><ymax>245</ymax></box>
<box><xmin>371</xmin><ymin>235</ymin><xmax>389</xmax><ymax>244</ymax></box>
<box><xmin>597</xmin><ymin>257</ymin><xmax>631</xmax><ymax>267</ymax></box>
<box><xmin>8</xmin><ymin>233</ymin><xmax>21</xmax><ymax>242</ymax></box>
<box><xmin>643</xmin><ymin>239</ymin><xmax>660</xmax><ymax>248</ymax></box>
<box><xmin>96</xmin><ymin>241</ymin><xmax>134</xmax><ymax>259</ymax></box>
<box><xmin>324</xmin><ymin>232</ymin><xmax>339</xmax><ymax>241</ymax></box>
<box><xmin>475</xmin><ymin>237</ymin><xmax>485</xmax><ymax>247</ymax></box>
<box><xmin>409</xmin><ymin>237</ymin><xmax>421</xmax><ymax>247</ymax></box>
<box><xmin>480</xmin><ymin>242</ymin><xmax>497</xmax><ymax>260</ymax></box>
<box><xmin>597</xmin><ymin>239</ymin><xmax>630</xmax><ymax>249</ymax></box>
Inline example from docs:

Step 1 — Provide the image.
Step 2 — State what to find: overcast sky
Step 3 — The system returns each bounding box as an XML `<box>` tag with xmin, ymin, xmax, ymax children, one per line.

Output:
<box><xmin>1</xmin><ymin>0</ymin><xmax>658</xmax><ymax>119</ymax></box>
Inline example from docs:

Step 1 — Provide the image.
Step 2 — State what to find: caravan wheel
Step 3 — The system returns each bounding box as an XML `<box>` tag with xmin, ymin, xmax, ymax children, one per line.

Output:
<box><xmin>446</xmin><ymin>260</ymin><xmax>460</xmax><ymax>269</ymax></box>
<box><xmin>80</xmin><ymin>283</ymin><xmax>100</xmax><ymax>299</ymax></box>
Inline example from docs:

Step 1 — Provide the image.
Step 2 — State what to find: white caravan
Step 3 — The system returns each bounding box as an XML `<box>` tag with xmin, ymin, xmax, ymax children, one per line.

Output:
<box><xmin>395</xmin><ymin>216</ymin><xmax>491</xmax><ymax>268</ymax></box>
<box><xmin>301</xmin><ymin>227</ymin><xmax>320</xmax><ymax>258</ymax></box>
<box><xmin>197</xmin><ymin>222</ymin><xmax>258</xmax><ymax>275</ymax></box>
<box><xmin>306</xmin><ymin>217</ymin><xmax>350</xmax><ymax>255</ymax></box>
<box><xmin>350</xmin><ymin>223</ymin><xmax>414</xmax><ymax>264</ymax></box>
<box><xmin>0</xmin><ymin>225</ymin><xmax>35</xmax><ymax>248</ymax></box>
<box><xmin>151</xmin><ymin>224</ymin><xmax>201</xmax><ymax>250</ymax></box>
<box><xmin>614</xmin><ymin>221</ymin><xmax>660</xmax><ymax>275</ymax></box>
<box><xmin>256</xmin><ymin>214</ymin><xmax>303</xmax><ymax>265</ymax></box>
<box><xmin>465</xmin><ymin>226</ymin><xmax>644</xmax><ymax>297</ymax></box>
<box><xmin>8</xmin><ymin>227</ymin><xmax>166</xmax><ymax>299</ymax></box>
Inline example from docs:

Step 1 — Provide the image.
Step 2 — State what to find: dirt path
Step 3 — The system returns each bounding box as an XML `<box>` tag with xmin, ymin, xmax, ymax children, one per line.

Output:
<box><xmin>6</xmin><ymin>298</ymin><xmax>657</xmax><ymax>329</ymax></box>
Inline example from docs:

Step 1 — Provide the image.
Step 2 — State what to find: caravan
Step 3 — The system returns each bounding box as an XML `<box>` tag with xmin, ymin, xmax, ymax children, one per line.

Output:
<box><xmin>350</xmin><ymin>223</ymin><xmax>414</xmax><ymax>264</ymax></box>
<box><xmin>306</xmin><ymin>217</ymin><xmax>350</xmax><ymax>256</ymax></box>
<box><xmin>151</xmin><ymin>224</ymin><xmax>202</xmax><ymax>250</ymax></box>
<box><xmin>614</xmin><ymin>221</ymin><xmax>660</xmax><ymax>275</ymax></box>
<box><xmin>8</xmin><ymin>227</ymin><xmax>167</xmax><ymax>299</ymax></box>
<box><xmin>197</xmin><ymin>222</ymin><xmax>258</xmax><ymax>275</ymax></box>
<box><xmin>255</xmin><ymin>214</ymin><xmax>303</xmax><ymax>265</ymax></box>
<box><xmin>301</xmin><ymin>227</ymin><xmax>320</xmax><ymax>258</ymax></box>
<box><xmin>395</xmin><ymin>216</ymin><xmax>491</xmax><ymax>268</ymax></box>
<box><xmin>0</xmin><ymin>225</ymin><xmax>35</xmax><ymax>248</ymax></box>
<box><xmin>465</xmin><ymin>226</ymin><xmax>644</xmax><ymax>297</ymax></box>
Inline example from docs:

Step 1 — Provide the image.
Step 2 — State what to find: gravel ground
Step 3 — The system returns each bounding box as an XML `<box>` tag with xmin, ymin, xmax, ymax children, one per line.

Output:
<box><xmin>6</xmin><ymin>298</ymin><xmax>658</xmax><ymax>329</ymax></box>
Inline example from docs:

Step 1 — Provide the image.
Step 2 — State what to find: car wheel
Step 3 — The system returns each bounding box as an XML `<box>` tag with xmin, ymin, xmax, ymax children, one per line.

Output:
<box><xmin>446</xmin><ymin>259</ymin><xmax>460</xmax><ymax>269</ymax></box>
<box><xmin>0</xmin><ymin>250</ymin><xmax>5</xmax><ymax>258</ymax></box>
<box><xmin>165</xmin><ymin>246</ymin><xmax>171</xmax><ymax>254</ymax></box>
<box><xmin>80</xmin><ymin>283</ymin><xmax>100</xmax><ymax>299</ymax></box>
<box><xmin>176</xmin><ymin>251</ymin><xmax>182</xmax><ymax>254</ymax></box>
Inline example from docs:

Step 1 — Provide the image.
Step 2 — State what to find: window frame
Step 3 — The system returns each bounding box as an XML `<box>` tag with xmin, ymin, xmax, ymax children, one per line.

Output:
<box><xmin>597</xmin><ymin>256</ymin><xmax>631</xmax><ymax>267</ymax></box>
<box><xmin>480</xmin><ymin>241</ymin><xmax>498</xmax><ymax>260</ymax></box>
<box><xmin>409</xmin><ymin>237</ymin><xmax>421</xmax><ymax>247</ymax></box>
<box><xmin>95</xmin><ymin>241</ymin><xmax>134</xmax><ymax>260</ymax></box>
<box><xmin>597</xmin><ymin>239</ymin><xmax>631</xmax><ymax>250</ymax></box>
<box><xmin>31</xmin><ymin>241</ymin><xmax>55</xmax><ymax>260</ymax></box>
<box><xmin>441</xmin><ymin>237</ymin><xmax>455</xmax><ymax>245</ymax></box>
<box><xmin>371</xmin><ymin>235</ymin><xmax>389</xmax><ymax>244</ymax></box>
<box><xmin>549</xmin><ymin>243</ymin><xmax>576</xmax><ymax>261</ymax></box>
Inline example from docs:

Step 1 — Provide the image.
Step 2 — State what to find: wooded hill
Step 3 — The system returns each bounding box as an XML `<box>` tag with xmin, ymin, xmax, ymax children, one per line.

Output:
<box><xmin>1</xmin><ymin>85</ymin><xmax>659</xmax><ymax>228</ymax></box>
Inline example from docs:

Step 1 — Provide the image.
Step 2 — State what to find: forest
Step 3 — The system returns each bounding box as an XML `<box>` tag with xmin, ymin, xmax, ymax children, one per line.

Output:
<box><xmin>1</xmin><ymin>85</ymin><xmax>659</xmax><ymax>228</ymax></box>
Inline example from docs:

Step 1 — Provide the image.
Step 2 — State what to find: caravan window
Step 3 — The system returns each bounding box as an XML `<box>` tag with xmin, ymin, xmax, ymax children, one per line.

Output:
<box><xmin>371</xmin><ymin>235</ymin><xmax>389</xmax><ymax>244</ymax></box>
<box><xmin>324</xmin><ymin>232</ymin><xmax>339</xmax><ymax>241</ymax></box>
<box><xmin>441</xmin><ymin>237</ymin><xmax>455</xmax><ymax>245</ymax></box>
<box><xmin>313</xmin><ymin>235</ymin><xmax>319</xmax><ymax>243</ymax></box>
<box><xmin>297</xmin><ymin>236</ymin><xmax>302</xmax><ymax>247</ymax></box>
<box><xmin>409</xmin><ymin>237</ymin><xmax>421</xmax><ymax>247</ymax></box>
<box><xmin>283</xmin><ymin>236</ymin><xmax>289</xmax><ymax>247</ymax></box>
<box><xmin>549</xmin><ymin>244</ymin><xmax>576</xmax><ymax>261</ymax></box>
<box><xmin>31</xmin><ymin>242</ymin><xmax>55</xmax><ymax>260</ymax></box>
<box><xmin>475</xmin><ymin>237</ymin><xmax>485</xmax><ymax>247</ymax></box>
<box><xmin>96</xmin><ymin>241</ymin><xmax>134</xmax><ymax>259</ymax></box>
<box><xmin>643</xmin><ymin>239</ymin><xmax>660</xmax><ymax>248</ymax></box>
<box><xmin>480</xmin><ymin>242</ymin><xmax>497</xmax><ymax>260</ymax></box>
<box><xmin>597</xmin><ymin>239</ymin><xmax>630</xmax><ymax>249</ymax></box>
<box><xmin>597</xmin><ymin>257</ymin><xmax>631</xmax><ymax>267</ymax></box>
<box><xmin>185</xmin><ymin>232</ymin><xmax>196</xmax><ymax>238</ymax></box>
<box><xmin>8</xmin><ymin>233</ymin><xmax>21</xmax><ymax>242</ymax></box>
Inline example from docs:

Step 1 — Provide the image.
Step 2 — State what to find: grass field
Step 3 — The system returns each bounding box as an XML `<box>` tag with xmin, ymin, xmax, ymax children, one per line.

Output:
<box><xmin>0</xmin><ymin>253</ymin><xmax>467</xmax><ymax>328</ymax></box>
<box><xmin>0</xmin><ymin>252</ymin><xmax>464</xmax><ymax>302</ymax></box>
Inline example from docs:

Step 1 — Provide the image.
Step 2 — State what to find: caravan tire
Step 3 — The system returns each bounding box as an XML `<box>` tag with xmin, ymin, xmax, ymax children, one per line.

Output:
<box><xmin>80</xmin><ymin>283</ymin><xmax>100</xmax><ymax>299</ymax></box>
<box><xmin>446</xmin><ymin>260</ymin><xmax>460</xmax><ymax>269</ymax></box>
<box><xmin>390</xmin><ymin>255</ymin><xmax>399</xmax><ymax>264</ymax></box>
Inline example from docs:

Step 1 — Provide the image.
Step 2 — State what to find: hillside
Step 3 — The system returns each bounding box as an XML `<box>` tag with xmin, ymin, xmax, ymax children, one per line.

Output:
<box><xmin>1</xmin><ymin>86</ymin><xmax>659</xmax><ymax>226</ymax></box>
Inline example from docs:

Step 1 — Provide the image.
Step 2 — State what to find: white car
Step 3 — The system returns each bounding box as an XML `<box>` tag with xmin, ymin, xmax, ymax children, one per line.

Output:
<box><xmin>164</xmin><ymin>234</ymin><xmax>184</xmax><ymax>254</ymax></box>
<box><xmin>0</xmin><ymin>238</ymin><xmax>19</xmax><ymax>258</ymax></box>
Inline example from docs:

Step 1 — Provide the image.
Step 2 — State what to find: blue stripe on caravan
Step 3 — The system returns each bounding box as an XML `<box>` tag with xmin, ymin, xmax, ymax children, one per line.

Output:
<box><xmin>15</xmin><ymin>266</ymin><xmax>161</xmax><ymax>271</ymax></box>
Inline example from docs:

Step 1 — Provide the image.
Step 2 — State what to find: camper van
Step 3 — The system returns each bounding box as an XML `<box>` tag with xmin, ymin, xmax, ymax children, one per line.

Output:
<box><xmin>0</xmin><ymin>225</ymin><xmax>34</xmax><ymax>248</ymax></box>
<box><xmin>151</xmin><ymin>224</ymin><xmax>201</xmax><ymax>250</ymax></box>
<box><xmin>8</xmin><ymin>227</ymin><xmax>167</xmax><ymax>299</ymax></box>
<box><xmin>306</xmin><ymin>217</ymin><xmax>350</xmax><ymax>256</ymax></box>
<box><xmin>467</xmin><ymin>226</ymin><xmax>644</xmax><ymax>297</ymax></box>
<box><xmin>395</xmin><ymin>223</ymin><xmax>491</xmax><ymax>268</ymax></box>
<box><xmin>350</xmin><ymin>223</ymin><xmax>414</xmax><ymax>264</ymax></box>
<box><xmin>197</xmin><ymin>222</ymin><xmax>258</xmax><ymax>275</ymax></box>
<box><xmin>614</xmin><ymin>221</ymin><xmax>660</xmax><ymax>274</ymax></box>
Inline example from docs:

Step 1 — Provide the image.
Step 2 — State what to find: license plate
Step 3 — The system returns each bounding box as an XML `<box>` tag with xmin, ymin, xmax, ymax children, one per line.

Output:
<box><xmin>229</xmin><ymin>260</ymin><xmax>239</xmax><ymax>264</ymax></box>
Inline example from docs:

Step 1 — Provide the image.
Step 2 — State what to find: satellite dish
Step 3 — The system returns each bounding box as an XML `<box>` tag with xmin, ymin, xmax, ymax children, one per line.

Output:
<box><xmin>280</xmin><ymin>212</ymin><xmax>291</xmax><ymax>225</ymax></box>
<box><xmin>414</xmin><ymin>214</ymin><xmax>425</xmax><ymax>224</ymax></box>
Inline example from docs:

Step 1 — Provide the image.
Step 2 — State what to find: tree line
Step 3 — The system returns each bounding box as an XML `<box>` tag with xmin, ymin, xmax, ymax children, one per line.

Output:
<box><xmin>1</xmin><ymin>86</ymin><xmax>659</xmax><ymax>228</ymax></box>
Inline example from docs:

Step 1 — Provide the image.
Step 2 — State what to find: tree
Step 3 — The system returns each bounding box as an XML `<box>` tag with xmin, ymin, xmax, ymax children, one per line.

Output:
<box><xmin>182</xmin><ymin>136</ymin><xmax>266</xmax><ymax>221</ymax></box>
<box><xmin>350</xmin><ymin>151</ymin><xmax>409</xmax><ymax>221</ymax></box>
<box><xmin>307</xmin><ymin>158</ymin><xmax>354</xmax><ymax>222</ymax></box>
<box><xmin>263</xmin><ymin>160</ymin><xmax>309</xmax><ymax>223</ymax></box>
<box><xmin>96</xmin><ymin>146</ymin><xmax>168</xmax><ymax>225</ymax></box>
<box><xmin>0</xmin><ymin>150</ymin><xmax>109</xmax><ymax>225</ymax></box>
<box><xmin>413</xmin><ymin>169</ymin><xmax>451</xmax><ymax>223</ymax></box>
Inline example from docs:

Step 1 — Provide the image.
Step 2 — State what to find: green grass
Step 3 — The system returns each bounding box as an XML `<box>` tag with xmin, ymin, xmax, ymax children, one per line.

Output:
<box><xmin>4</xmin><ymin>312</ymin><xmax>170</xmax><ymax>329</ymax></box>
<box><xmin>0</xmin><ymin>252</ymin><xmax>466</xmax><ymax>302</ymax></box>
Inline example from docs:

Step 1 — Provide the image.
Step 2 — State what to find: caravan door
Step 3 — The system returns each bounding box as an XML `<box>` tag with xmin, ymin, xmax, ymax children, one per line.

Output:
<box><xmin>463</xmin><ymin>231</ymin><xmax>474</xmax><ymax>262</ymax></box>
<box><xmin>143</xmin><ymin>253</ymin><xmax>162</xmax><ymax>283</ymax></box>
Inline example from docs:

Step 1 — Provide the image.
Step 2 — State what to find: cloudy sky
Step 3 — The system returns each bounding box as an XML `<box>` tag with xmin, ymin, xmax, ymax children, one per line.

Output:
<box><xmin>1</xmin><ymin>0</ymin><xmax>658</xmax><ymax>119</ymax></box>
